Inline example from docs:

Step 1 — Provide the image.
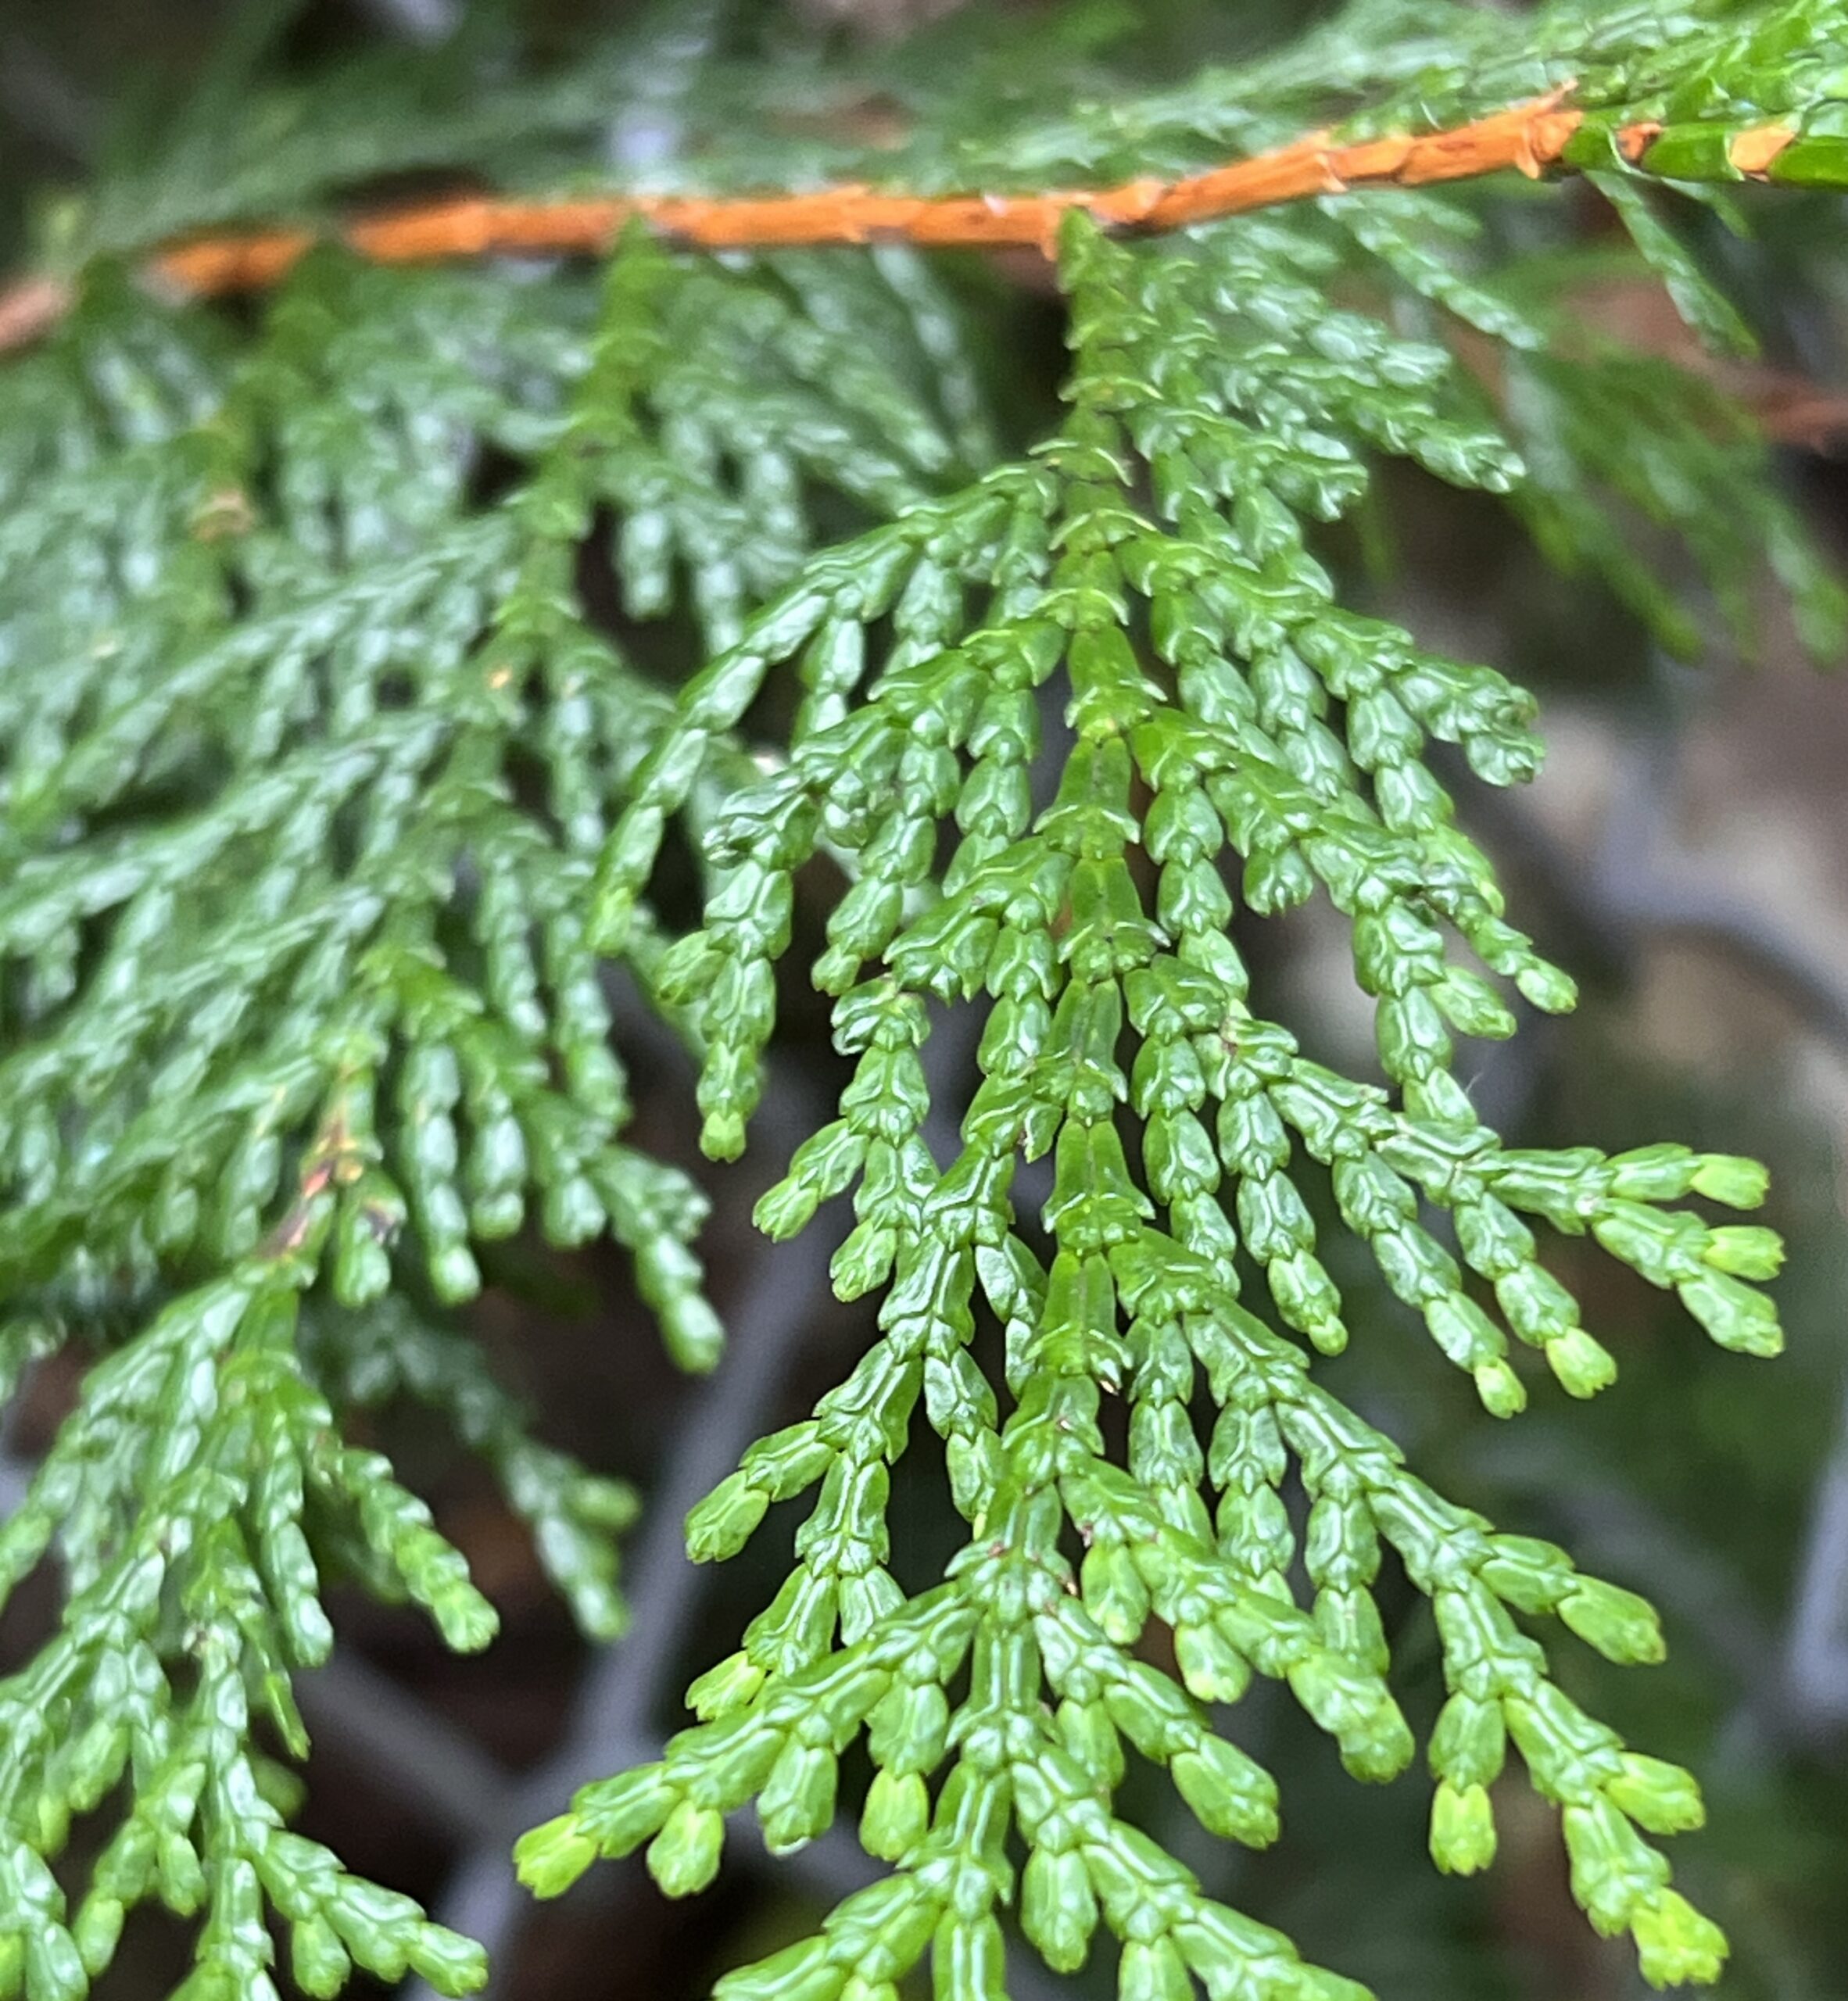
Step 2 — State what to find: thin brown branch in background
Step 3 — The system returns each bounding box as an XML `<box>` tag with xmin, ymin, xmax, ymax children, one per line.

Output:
<box><xmin>0</xmin><ymin>91</ymin><xmax>1804</xmax><ymax>352</ymax></box>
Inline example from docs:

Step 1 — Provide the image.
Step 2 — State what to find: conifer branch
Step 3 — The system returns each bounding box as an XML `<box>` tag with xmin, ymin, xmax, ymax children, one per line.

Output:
<box><xmin>3</xmin><ymin>3</ymin><xmax>1846</xmax><ymax>1996</ymax></box>
<box><xmin>0</xmin><ymin>88</ymin><xmax>1838</xmax><ymax>353</ymax></box>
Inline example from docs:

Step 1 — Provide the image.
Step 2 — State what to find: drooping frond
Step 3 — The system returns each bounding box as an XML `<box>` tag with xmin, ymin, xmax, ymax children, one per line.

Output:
<box><xmin>1</xmin><ymin>2</ymin><xmax>1844</xmax><ymax>1996</ymax></box>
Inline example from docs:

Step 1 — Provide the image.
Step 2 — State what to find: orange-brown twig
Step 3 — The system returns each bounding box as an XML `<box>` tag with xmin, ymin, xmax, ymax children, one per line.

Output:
<box><xmin>0</xmin><ymin>92</ymin><xmax>1802</xmax><ymax>353</ymax></box>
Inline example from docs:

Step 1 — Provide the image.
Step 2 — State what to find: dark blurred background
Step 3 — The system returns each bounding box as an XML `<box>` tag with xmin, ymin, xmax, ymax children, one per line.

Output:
<box><xmin>2</xmin><ymin>3</ymin><xmax>1846</xmax><ymax>1998</ymax></box>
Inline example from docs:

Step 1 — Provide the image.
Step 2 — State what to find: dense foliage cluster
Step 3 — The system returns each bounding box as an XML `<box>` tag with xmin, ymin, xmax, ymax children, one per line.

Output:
<box><xmin>1</xmin><ymin>2</ymin><xmax>1845</xmax><ymax>1997</ymax></box>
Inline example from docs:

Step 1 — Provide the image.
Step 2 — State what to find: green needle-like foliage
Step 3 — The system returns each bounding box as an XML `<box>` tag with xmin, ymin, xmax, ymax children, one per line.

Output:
<box><xmin>2</xmin><ymin>1</ymin><xmax>1846</xmax><ymax>1996</ymax></box>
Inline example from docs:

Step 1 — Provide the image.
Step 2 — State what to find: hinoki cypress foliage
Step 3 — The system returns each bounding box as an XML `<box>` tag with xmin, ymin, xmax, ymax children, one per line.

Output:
<box><xmin>1</xmin><ymin>2</ymin><xmax>1845</xmax><ymax>1996</ymax></box>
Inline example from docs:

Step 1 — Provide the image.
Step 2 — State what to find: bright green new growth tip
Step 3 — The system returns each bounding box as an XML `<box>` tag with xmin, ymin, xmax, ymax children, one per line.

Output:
<box><xmin>3</xmin><ymin>1</ymin><xmax>1847</xmax><ymax>1997</ymax></box>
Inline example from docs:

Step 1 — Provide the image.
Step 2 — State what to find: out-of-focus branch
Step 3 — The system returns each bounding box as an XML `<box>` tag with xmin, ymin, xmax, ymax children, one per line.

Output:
<box><xmin>1783</xmin><ymin>1391</ymin><xmax>1848</xmax><ymax>1738</ymax></box>
<box><xmin>0</xmin><ymin>37</ymin><xmax>99</xmax><ymax>160</ymax></box>
<box><xmin>1467</xmin><ymin>722</ymin><xmax>1848</xmax><ymax>1745</ymax></box>
<box><xmin>296</xmin><ymin>1648</ymin><xmax>516</xmax><ymax>1848</ymax></box>
<box><xmin>403</xmin><ymin>1076</ymin><xmax>836</xmax><ymax>1999</ymax></box>
<box><xmin>353</xmin><ymin>0</ymin><xmax>459</xmax><ymax>42</ymax></box>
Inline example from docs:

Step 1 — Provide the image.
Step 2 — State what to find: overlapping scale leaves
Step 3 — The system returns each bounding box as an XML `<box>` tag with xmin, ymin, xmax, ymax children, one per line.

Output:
<box><xmin>4</xmin><ymin>3</ymin><xmax>1846</xmax><ymax>1999</ymax></box>
<box><xmin>0</xmin><ymin>231</ymin><xmax>976</xmax><ymax>1997</ymax></box>
<box><xmin>519</xmin><ymin>202</ymin><xmax>1820</xmax><ymax>2001</ymax></box>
